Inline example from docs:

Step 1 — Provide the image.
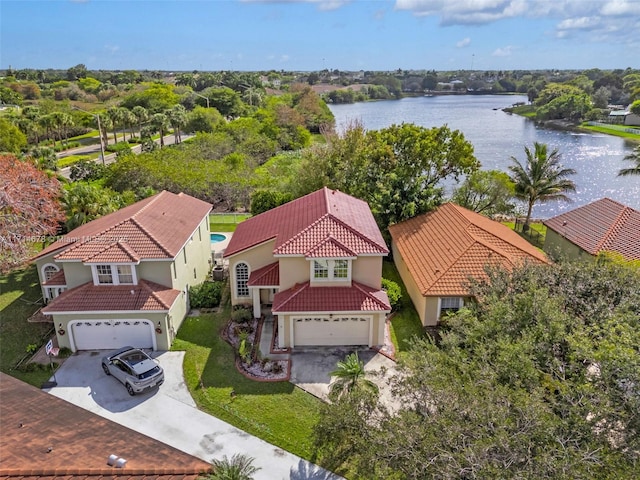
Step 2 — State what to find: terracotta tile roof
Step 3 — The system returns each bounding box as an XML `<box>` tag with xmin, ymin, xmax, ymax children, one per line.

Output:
<box><xmin>543</xmin><ymin>198</ymin><xmax>640</xmax><ymax>260</ymax></box>
<box><xmin>42</xmin><ymin>280</ymin><xmax>180</xmax><ymax>314</ymax></box>
<box><xmin>83</xmin><ymin>241</ymin><xmax>141</xmax><ymax>263</ymax></box>
<box><xmin>273</xmin><ymin>281</ymin><xmax>391</xmax><ymax>313</ymax></box>
<box><xmin>304</xmin><ymin>235</ymin><xmax>357</xmax><ymax>258</ymax></box>
<box><xmin>34</xmin><ymin>191</ymin><xmax>212</xmax><ymax>262</ymax></box>
<box><xmin>0</xmin><ymin>373</ymin><xmax>211</xmax><ymax>479</ymax></box>
<box><xmin>42</xmin><ymin>269</ymin><xmax>66</xmax><ymax>286</ymax></box>
<box><xmin>224</xmin><ymin>187</ymin><xmax>388</xmax><ymax>258</ymax></box>
<box><xmin>247</xmin><ymin>262</ymin><xmax>280</xmax><ymax>287</ymax></box>
<box><xmin>389</xmin><ymin>203</ymin><xmax>549</xmax><ymax>296</ymax></box>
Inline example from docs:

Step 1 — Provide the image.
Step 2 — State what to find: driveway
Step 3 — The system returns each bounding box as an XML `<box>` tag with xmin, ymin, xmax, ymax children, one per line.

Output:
<box><xmin>290</xmin><ymin>348</ymin><xmax>400</xmax><ymax>411</ymax></box>
<box><xmin>45</xmin><ymin>351</ymin><xmax>342</xmax><ymax>480</ymax></box>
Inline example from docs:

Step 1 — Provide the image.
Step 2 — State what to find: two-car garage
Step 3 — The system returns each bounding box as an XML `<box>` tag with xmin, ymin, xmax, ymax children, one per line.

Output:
<box><xmin>70</xmin><ymin>319</ymin><xmax>156</xmax><ymax>351</ymax></box>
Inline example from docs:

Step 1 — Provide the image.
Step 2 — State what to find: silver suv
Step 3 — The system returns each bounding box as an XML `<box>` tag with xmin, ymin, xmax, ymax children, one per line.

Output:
<box><xmin>101</xmin><ymin>346</ymin><xmax>164</xmax><ymax>396</ymax></box>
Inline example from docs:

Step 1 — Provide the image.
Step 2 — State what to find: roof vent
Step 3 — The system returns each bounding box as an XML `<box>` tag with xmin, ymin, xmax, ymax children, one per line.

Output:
<box><xmin>130</xmin><ymin>290</ymin><xmax>134</xmax><ymax>295</ymax></box>
<box><xmin>107</xmin><ymin>454</ymin><xmax>127</xmax><ymax>468</ymax></box>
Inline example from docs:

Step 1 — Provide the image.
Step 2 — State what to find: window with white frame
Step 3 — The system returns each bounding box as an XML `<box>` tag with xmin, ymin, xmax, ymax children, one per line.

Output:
<box><xmin>93</xmin><ymin>264</ymin><xmax>136</xmax><ymax>285</ymax></box>
<box><xmin>96</xmin><ymin>265</ymin><xmax>114</xmax><ymax>284</ymax></box>
<box><xmin>440</xmin><ymin>297</ymin><xmax>463</xmax><ymax>315</ymax></box>
<box><xmin>311</xmin><ymin>259</ymin><xmax>351</xmax><ymax>282</ymax></box>
<box><xmin>43</xmin><ymin>264</ymin><xmax>59</xmax><ymax>281</ymax></box>
<box><xmin>235</xmin><ymin>262</ymin><xmax>249</xmax><ymax>297</ymax></box>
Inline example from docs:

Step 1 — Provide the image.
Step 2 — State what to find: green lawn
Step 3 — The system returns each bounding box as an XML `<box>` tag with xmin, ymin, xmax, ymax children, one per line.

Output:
<box><xmin>502</xmin><ymin>221</ymin><xmax>546</xmax><ymax>249</ymax></box>
<box><xmin>209</xmin><ymin>213</ymin><xmax>251</xmax><ymax>232</ymax></box>
<box><xmin>57</xmin><ymin>153</ymin><xmax>99</xmax><ymax>169</ymax></box>
<box><xmin>0</xmin><ymin>265</ymin><xmax>56</xmax><ymax>386</ymax></box>
<box><xmin>580</xmin><ymin>123</ymin><xmax>640</xmax><ymax>140</ymax></box>
<box><xmin>382</xmin><ymin>260</ymin><xmax>426</xmax><ymax>356</ymax></box>
<box><xmin>172</xmin><ymin>310</ymin><xmax>323</xmax><ymax>460</ymax></box>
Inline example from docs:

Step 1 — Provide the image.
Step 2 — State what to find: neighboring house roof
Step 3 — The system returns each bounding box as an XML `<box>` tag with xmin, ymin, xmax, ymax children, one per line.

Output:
<box><xmin>224</xmin><ymin>187</ymin><xmax>388</xmax><ymax>258</ymax></box>
<box><xmin>247</xmin><ymin>261</ymin><xmax>280</xmax><ymax>287</ymax></box>
<box><xmin>42</xmin><ymin>279</ymin><xmax>181</xmax><ymax>314</ymax></box>
<box><xmin>34</xmin><ymin>191</ymin><xmax>212</xmax><ymax>262</ymax></box>
<box><xmin>273</xmin><ymin>281</ymin><xmax>391</xmax><ymax>313</ymax></box>
<box><xmin>389</xmin><ymin>203</ymin><xmax>549</xmax><ymax>296</ymax></box>
<box><xmin>543</xmin><ymin>198</ymin><xmax>640</xmax><ymax>260</ymax></box>
<box><xmin>0</xmin><ymin>373</ymin><xmax>211</xmax><ymax>479</ymax></box>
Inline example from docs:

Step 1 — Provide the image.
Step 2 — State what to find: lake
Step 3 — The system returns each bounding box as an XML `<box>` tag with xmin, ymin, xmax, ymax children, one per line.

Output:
<box><xmin>328</xmin><ymin>95</ymin><xmax>640</xmax><ymax>219</ymax></box>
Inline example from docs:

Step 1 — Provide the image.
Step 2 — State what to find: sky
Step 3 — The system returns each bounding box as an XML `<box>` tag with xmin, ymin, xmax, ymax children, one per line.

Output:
<box><xmin>1</xmin><ymin>0</ymin><xmax>639</xmax><ymax>72</ymax></box>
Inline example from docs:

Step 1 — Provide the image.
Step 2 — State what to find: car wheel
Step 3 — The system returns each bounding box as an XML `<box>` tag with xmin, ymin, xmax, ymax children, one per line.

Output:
<box><xmin>126</xmin><ymin>383</ymin><xmax>135</xmax><ymax>396</ymax></box>
<box><xmin>102</xmin><ymin>363</ymin><xmax>110</xmax><ymax>375</ymax></box>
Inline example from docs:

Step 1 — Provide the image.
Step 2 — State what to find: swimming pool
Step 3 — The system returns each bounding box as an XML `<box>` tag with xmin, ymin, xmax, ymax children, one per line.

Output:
<box><xmin>210</xmin><ymin>233</ymin><xmax>227</xmax><ymax>244</ymax></box>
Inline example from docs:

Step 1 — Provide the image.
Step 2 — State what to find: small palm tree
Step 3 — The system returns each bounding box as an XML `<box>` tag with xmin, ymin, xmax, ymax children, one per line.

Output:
<box><xmin>329</xmin><ymin>352</ymin><xmax>378</xmax><ymax>400</ymax></box>
<box><xmin>209</xmin><ymin>454</ymin><xmax>260</xmax><ymax>480</ymax></box>
<box><xmin>509</xmin><ymin>142</ymin><xmax>576</xmax><ymax>227</ymax></box>
<box><xmin>618</xmin><ymin>145</ymin><xmax>640</xmax><ymax>177</ymax></box>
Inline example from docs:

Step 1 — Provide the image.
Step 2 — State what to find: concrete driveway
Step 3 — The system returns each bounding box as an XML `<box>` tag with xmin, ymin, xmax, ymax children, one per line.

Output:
<box><xmin>290</xmin><ymin>348</ymin><xmax>400</xmax><ymax>410</ymax></box>
<box><xmin>45</xmin><ymin>351</ymin><xmax>342</xmax><ymax>480</ymax></box>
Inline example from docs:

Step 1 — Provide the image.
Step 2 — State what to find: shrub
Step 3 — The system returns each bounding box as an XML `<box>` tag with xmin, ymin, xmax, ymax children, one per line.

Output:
<box><xmin>189</xmin><ymin>281</ymin><xmax>223</xmax><ymax>309</ymax></box>
<box><xmin>231</xmin><ymin>306</ymin><xmax>253</xmax><ymax>323</ymax></box>
<box><xmin>381</xmin><ymin>278</ymin><xmax>402</xmax><ymax>310</ymax></box>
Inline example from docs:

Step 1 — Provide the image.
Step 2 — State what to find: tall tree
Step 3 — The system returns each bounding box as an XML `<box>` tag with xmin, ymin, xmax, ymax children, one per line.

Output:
<box><xmin>131</xmin><ymin>105</ymin><xmax>149</xmax><ymax>139</ymax></box>
<box><xmin>0</xmin><ymin>118</ymin><xmax>27</xmax><ymax>154</ymax></box>
<box><xmin>0</xmin><ymin>154</ymin><xmax>64</xmax><ymax>272</ymax></box>
<box><xmin>167</xmin><ymin>104</ymin><xmax>187</xmax><ymax>144</ymax></box>
<box><xmin>150</xmin><ymin>112</ymin><xmax>170</xmax><ymax>147</ymax></box>
<box><xmin>618</xmin><ymin>145</ymin><xmax>640</xmax><ymax>177</ymax></box>
<box><xmin>62</xmin><ymin>183</ymin><xmax>129</xmax><ymax>231</ymax></box>
<box><xmin>509</xmin><ymin>142</ymin><xmax>576</xmax><ymax>227</ymax></box>
<box><xmin>451</xmin><ymin>169</ymin><xmax>516</xmax><ymax>216</ymax></box>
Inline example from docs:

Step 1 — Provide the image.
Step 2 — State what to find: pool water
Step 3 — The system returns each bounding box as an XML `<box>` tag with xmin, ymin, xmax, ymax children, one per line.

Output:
<box><xmin>210</xmin><ymin>233</ymin><xmax>226</xmax><ymax>244</ymax></box>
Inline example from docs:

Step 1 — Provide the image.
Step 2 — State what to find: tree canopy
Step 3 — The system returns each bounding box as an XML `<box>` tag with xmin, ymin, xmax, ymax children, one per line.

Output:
<box><xmin>314</xmin><ymin>259</ymin><xmax>640</xmax><ymax>479</ymax></box>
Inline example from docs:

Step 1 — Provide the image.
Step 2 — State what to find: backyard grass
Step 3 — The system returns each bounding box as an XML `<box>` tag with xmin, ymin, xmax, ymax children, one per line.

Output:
<box><xmin>0</xmin><ymin>265</ymin><xmax>56</xmax><ymax>386</ymax></box>
<box><xmin>580</xmin><ymin>123</ymin><xmax>640</xmax><ymax>141</ymax></box>
<box><xmin>382</xmin><ymin>260</ymin><xmax>426</xmax><ymax>356</ymax></box>
<box><xmin>57</xmin><ymin>153</ymin><xmax>99</xmax><ymax>169</ymax></box>
<box><xmin>209</xmin><ymin>213</ymin><xmax>251</xmax><ymax>232</ymax></box>
<box><xmin>172</xmin><ymin>310</ymin><xmax>323</xmax><ymax>461</ymax></box>
<box><xmin>502</xmin><ymin>221</ymin><xmax>547</xmax><ymax>249</ymax></box>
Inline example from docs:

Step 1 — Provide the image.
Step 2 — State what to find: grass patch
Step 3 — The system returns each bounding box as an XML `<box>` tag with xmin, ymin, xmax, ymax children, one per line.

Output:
<box><xmin>579</xmin><ymin>123</ymin><xmax>640</xmax><ymax>140</ymax></box>
<box><xmin>57</xmin><ymin>153</ymin><xmax>99</xmax><ymax>169</ymax></box>
<box><xmin>209</xmin><ymin>213</ymin><xmax>251</xmax><ymax>232</ymax></box>
<box><xmin>382</xmin><ymin>260</ymin><xmax>426</xmax><ymax>356</ymax></box>
<box><xmin>505</xmin><ymin>104</ymin><xmax>537</xmax><ymax>118</ymax></box>
<box><xmin>173</xmin><ymin>310</ymin><xmax>323</xmax><ymax>460</ymax></box>
<box><xmin>0</xmin><ymin>265</ymin><xmax>56</xmax><ymax>386</ymax></box>
<box><xmin>69</xmin><ymin>129</ymin><xmax>100</xmax><ymax>141</ymax></box>
<box><xmin>502</xmin><ymin>221</ymin><xmax>547</xmax><ymax>249</ymax></box>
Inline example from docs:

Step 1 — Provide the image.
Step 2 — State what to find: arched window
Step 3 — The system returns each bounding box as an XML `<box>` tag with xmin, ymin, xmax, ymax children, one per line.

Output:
<box><xmin>235</xmin><ymin>263</ymin><xmax>249</xmax><ymax>298</ymax></box>
<box><xmin>43</xmin><ymin>264</ymin><xmax>59</xmax><ymax>282</ymax></box>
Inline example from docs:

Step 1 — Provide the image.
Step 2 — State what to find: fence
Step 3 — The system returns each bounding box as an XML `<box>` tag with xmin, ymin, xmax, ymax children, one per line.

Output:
<box><xmin>587</xmin><ymin>121</ymin><xmax>640</xmax><ymax>135</ymax></box>
<box><xmin>209</xmin><ymin>213</ymin><xmax>251</xmax><ymax>224</ymax></box>
<box><xmin>513</xmin><ymin>218</ymin><xmax>545</xmax><ymax>248</ymax></box>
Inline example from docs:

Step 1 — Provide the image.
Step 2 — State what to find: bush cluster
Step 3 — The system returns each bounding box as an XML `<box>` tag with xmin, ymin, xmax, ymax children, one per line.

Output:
<box><xmin>189</xmin><ymin>281</ymin><xmax>224</xmax><ymax>308</ymax></box>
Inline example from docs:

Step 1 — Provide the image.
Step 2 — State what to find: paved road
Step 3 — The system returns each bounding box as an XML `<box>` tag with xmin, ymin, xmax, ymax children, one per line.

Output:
<box><xmin>59</xmin><ymin>133</ymin><xmax>194</xmax><ymax>179</ymax></box>
<box><xmin>45</xmin><ymin>351</ymin><xmax>343</xmax><ymax>480</ymax></box>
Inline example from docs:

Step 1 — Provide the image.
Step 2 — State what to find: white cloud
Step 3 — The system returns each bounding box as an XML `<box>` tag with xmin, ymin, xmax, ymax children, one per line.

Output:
<box><xmin>492</xmin><ymin>45</ymin><xmax>514</xmax><ymax>56</ymax></box>
<box><xmin>456</xmin><ymin>37</ymin><xmax>471</xmax><ymax>48</ymax></box>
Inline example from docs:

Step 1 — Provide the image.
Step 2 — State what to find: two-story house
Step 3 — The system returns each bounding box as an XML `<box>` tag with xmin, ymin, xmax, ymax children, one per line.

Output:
<box><xmin>224</xmin><ymin>187</ymin><xmax>391</xmax><ymax>349</ymax></box>
<box><xmin>34</xmin><ymin>191</ymin><xmax>212</xmax><ymax>352</ymax></box>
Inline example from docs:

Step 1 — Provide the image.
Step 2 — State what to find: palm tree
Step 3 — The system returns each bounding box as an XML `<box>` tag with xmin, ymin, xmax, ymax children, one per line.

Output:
<box><xmin>618</xmin><ymin>145</ymin><xmax>640</xmax><ymax>177</ymax></box>
<box><xmin>106</xmin><ymin>106</ymin><xmax>124</xmax><ymax>143</ymax></box>
<box><xmin>150</xmin><ymin>112</ymin><xmax>170</xmax><ymax>147</ymax></box>
<box><xmin>509</xmin><ymin>142</ymin><xmax>577</xmax><ymax>227</ymax></box>
<box><xmin>329</xmin><ymin>352</ymin><xmax>379</xmax><ymax>400</ymax></box>
<box><xmin>167</xmin><ymin>105</ymin><xmax>187</xmax><ymax>143</ymax></box>
<box><xmin>131</xmin><ymin>105</ymin><xmax>149</xmax><ymax>139</ymax></box>
<box><xmin>209</xmin><ymin>454</ymin><xmax>260</xmax><ymax>480</ymax></box>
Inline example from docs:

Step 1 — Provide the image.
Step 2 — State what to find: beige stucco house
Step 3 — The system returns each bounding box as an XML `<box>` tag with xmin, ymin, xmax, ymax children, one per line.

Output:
<box><xmin>389</xmin><ymin>203</ymin><xmax>549</xmax><ymax>327</ymax></box>
<box><xmin>34</xmin><ymin>191</ymin><xmax>212</xmax><ymax>352</ymax></box>
<box><xmin>224</xmin><ymin>187</ymin><xmax>391</xmax><ymax>349</ymax></box>
<box><xmin>543</xmin><ymin>198</ymin><xmax>640</xmax><ymax>261</ymax></box>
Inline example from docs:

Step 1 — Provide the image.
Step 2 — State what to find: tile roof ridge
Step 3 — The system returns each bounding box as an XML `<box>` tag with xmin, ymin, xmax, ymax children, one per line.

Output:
<box><xmin>278</xmin><ymin>281</ymin><xmax>309</xmax><ymax>305</ymax></box>
<box><xmin>276</xmin><ymin>213</ymin><xmax>331</xmax><ymax>252</ymax></box>
<box><xmin>130</xmin><ymin>190</ymin><xmax>165</xmax><ymax>219</ymax></box>
<box><xmin>306</xmin><ymin>233</ymin><xmax>358</xmax><ymax>257</ymax></box>
<box><xmin>594</xmin><ymin>202</ymin><xmax>633</xmax><ymax>253</ymax></box>
<box><xmin>352</xmin><ymin>281</ymin><xmax>391</xmax><ymax>309</ymax></box>
<box><xmin>324</xmin><ymin>212</ymin><xmax>388</xmax><ymax>252</ymax></box>
<box><xmin>82</xmin><ymin>240</ymin><xmax>139</xmax><ymax>263</ymax></box>
<box><xmin>129</xmin><ymin>216</ymin><xmax>172</xmax><ymax>257</ymax></box>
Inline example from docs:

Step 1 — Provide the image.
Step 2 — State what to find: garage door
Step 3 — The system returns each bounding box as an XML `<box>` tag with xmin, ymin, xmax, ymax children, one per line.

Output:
<box><xmin>71</xmin><ymin>320</ymin><xmax>154</xmax><ymax>351</ymax></box>
<box><xmin>293</xmin><ymin>316</ymin><xmax>370</xmax><ymax>346</ymax></box>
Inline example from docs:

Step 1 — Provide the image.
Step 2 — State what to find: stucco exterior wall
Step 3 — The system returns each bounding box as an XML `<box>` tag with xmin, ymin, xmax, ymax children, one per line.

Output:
<box><xmin>278</xmin><ymin>256</ymin><xmax>309</xmax><ymax>290</ymax></box>
<box><xmin>171</xmin><ymin>217</ymin><xmax>213</xmax><ymax>294</ymax></box>
<box><xmin>391</xmin><ymin>242</ymin><xmax>428</xmax><ymax>326</ymax></box>
<box><xmin>543</xmin><ymin>229</ymin><xmax>591</xmax><ymax>261</ymax></box>
<box><xmin>227</xmin><ymin>240</ymin><xmax>276</xmax><ymax>306</ymax></box>
<box><xmin>352</xmin><ymin>256</ymin><xmax>383</xmax><ymax>289</ymax></box>
<box><xmin>424</xmin><ymin>297</ymin><xmax>441</xmax><ymax>327</ymax></box>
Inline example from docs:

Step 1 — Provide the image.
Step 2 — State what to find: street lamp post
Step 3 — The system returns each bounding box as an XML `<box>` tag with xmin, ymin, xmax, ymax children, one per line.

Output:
<box><xmin>73</xmin><ymin>106</ymin><xmax>106</xmax><ymax>165</ymax></box>
<box><xmin>192</xmin><ymin>91</ymin><xmax>210</xmax><ymax>109</ymax></box>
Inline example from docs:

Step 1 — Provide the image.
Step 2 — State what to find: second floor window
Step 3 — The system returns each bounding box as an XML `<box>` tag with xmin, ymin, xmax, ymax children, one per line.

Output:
<box><xmin>312</xmin><ymin>259</ymin><xmax>351</xmax><ymax>282</ymax></box>
<box><xmin>93</xmin><ymin>264</ymin><xmax>136</xmax><ymax>285</ymax></box>
<box><xmin>235</xmin><ymin>262</ymin><xmax>249</xmax><ymax>297</ymax></box>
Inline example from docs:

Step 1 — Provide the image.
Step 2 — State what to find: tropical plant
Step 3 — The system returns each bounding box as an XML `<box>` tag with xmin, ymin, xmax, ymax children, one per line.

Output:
<box><xmin>618</xmin><ymin>145</ymin><xmax>640</xmax><ymax>177</ymax></box>
<box><xmin>509</xmin><ymin>142</ymin><xmax>576</xmax><ymax>227</ymax></box>
<box><xmin>149</xmin><ymin>112</ymin><xmax>170</xmax><ymax>147</ymax></box>
<box><xmin>131</xmin><ymin>105</ymin><xmax>149</xmax><ymax>138</ymax></box>
<box><xmin>62</xmin><ymin>183</ymin><xmax>129</xmax><ymax>230</ymax></box>
<box><xmin>209</xmin><ymin>453</ymin><xmax>260</xmax><ymax>480</ymax></box>
<box><xmin>167</xmin><ymin>104</ymin><xmax>187</xmax><ymax>143</ymax></box>
<box><xmin>329</xmin><ymin>352</ymin><xmax>378</xmax><ymax>400</ymax></box>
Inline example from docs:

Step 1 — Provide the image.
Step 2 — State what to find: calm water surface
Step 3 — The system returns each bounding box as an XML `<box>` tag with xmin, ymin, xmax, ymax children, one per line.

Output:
<box><xmin>329</xmin><ymin>95</ymin><xmax>640</xmax><ymax>218</ymax></box>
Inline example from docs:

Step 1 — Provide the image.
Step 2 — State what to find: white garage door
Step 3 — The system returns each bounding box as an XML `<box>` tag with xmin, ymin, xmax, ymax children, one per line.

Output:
<box><xmin>71</xmin><ymin>320</ymin><xmax>154</xmax><ymax>351</ymax></box>
<box><xmin>293</xmin><ymin>316</ymin><xmax>370</xmax><ymax>346</ymax></box>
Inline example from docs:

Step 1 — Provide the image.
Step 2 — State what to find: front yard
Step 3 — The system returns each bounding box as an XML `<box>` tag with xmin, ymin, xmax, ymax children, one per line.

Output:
<box><xmin>172</xmin><ymin>309</ymin><xmax>323</xmax><ymax>461</ymax></box>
